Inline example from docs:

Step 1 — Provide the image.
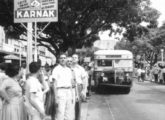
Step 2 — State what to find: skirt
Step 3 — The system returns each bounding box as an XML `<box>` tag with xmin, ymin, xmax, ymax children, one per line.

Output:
<box><xmin>45</xmin><ymin>84</ymin><xmax>57</xmax><ymax>118</ymax></box>
<box><xmin>1</xmin><ymin>97</ymin><xmax>27</xmax><ymax>120</ymax></box>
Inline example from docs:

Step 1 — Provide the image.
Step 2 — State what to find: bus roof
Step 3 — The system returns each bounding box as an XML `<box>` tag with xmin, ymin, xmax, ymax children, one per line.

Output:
<box><xmin>94</xmin><ymin>50</ymin><xmax>133</xmax><ymax>56</ymax></box>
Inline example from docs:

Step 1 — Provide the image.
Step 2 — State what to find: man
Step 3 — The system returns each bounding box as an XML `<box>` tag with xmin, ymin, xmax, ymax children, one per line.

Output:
<box><xmin>137</xmin><ymin>67</ymin><xmax>142</xmax><ymax>82</ymax></box>
<box><xmin>152</xmin><ymin>65</ymin><xmax>159</xmax><ymax>83</ymax></box>
<box><xmin>72</xmin><ymin>54</ymin><xmax>86</xmax><ymax>120</ymax></box>
<box><xmin>52</xmin><ymin>54</ymin><xmax>73</xmax><ymax>120</ymax></box>
<box><xmin>66</xmin><ymin>57</ymin><xmax>77</xmax><ymax>120</ymax></box>
<box><xmin>160</xmin><ymin>66</ymin><xmax>165</xmax><ymax>84</ymax></box>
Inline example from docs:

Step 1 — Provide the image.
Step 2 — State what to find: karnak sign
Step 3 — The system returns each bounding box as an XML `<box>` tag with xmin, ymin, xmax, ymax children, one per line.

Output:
<box><xmin>14</xmin><ymin>0</ymin><xmax>58</xmax><ymax>23</ymax></box>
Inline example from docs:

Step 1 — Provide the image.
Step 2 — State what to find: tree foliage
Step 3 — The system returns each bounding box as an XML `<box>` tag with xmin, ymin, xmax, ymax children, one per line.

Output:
<box><xmin>0</xmin><ymin>0</ymin><xmax>160</xmax><ymax>56</ymax></box>
<box><xmin>115</xmin><ymin>23</ymin><xmax>165</xmax><ymax>67</ymax></box>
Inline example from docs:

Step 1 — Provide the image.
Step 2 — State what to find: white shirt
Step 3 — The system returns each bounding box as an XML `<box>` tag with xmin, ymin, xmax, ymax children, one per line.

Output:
<box><xmin>25</xmin><ymin>76</ymin><xmax>44</xmax><ymax>112</ymax></box>
<box><xmin>0</xmin><ymin>72</ymin><xmax>8</xmax><ymax>110</ymax></box>
<box><xmin>52</xmin><ymin>64</ymin><xmax>72</xmax><ymax>88</ymax></box>
<box><xmin>137</xmin><ymin>69</ymin><xmax>142</xmax><ymax>76</ymax></box>
<box><xmin>72</xmin><ymin>65</ymin><xmax>86</xmax><ymax>84</ymax></box>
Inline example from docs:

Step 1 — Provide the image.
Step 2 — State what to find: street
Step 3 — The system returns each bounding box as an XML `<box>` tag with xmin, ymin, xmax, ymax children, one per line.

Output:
<box><xmin>82</xmin><ymin>80</ymin><xmax>165</xmax><ymax>120</ymax></box>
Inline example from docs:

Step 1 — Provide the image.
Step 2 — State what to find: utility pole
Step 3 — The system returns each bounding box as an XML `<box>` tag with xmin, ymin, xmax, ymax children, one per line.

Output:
<box><xmin>27</xmin><ymin>23</ymin><xmax>33</xmax><ymax>73</ymax></box>
<box><xmin>34</xmin><ymin>21</ymin><xmax>38</xmax><ymax>62</ymax></box>
<box><xmin>161</xmin><ymin>49</ymin><xmax>164</xmax><ymax>62</ymax></box>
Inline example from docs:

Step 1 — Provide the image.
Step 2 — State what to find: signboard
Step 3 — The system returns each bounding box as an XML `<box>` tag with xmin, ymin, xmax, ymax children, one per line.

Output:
<box><xmin>106</xmin><ymin>55</ymin><xmax>121</xmax><ymax>58</ymax></box>
<box><xmin>84</xmin><ymin>57</ymin><xmax>91</xmax><ymax>62</ymax></box>
<box><xmin>93</xmin><ymin>40</ymin><xmax>117</xmax><ymax>50</ymax></box>
<box><xmin>14</xmin><ymin>0</ymin><xmax>58</xmax><ymax>23</ymax></box>
<box><xmin>5</xmin><ymin>60</ymin><xmax>12</xmax><ymax>63</ymax></box>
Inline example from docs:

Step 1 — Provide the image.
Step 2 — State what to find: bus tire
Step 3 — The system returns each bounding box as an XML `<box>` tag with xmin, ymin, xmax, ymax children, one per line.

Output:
<box><xmin>125</xmin><ymin>88</ymin><xmax>131</xmax><ymax>94</ymax></box>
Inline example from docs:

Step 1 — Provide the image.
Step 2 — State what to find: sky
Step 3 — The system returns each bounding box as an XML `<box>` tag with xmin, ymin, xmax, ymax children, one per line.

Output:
<box><xmin>99</xmin><ymin>0</ymin><xmax>165</xmax><ymax>40</ymax></box>
<box><xmin>150</xmin><ymin>0</ymin><xmax>165</xmax><ymax>27</ymax></box>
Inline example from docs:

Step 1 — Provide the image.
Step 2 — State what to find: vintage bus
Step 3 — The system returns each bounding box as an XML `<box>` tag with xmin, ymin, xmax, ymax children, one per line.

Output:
<box><xmin>93</xmin><ymin>50</ymin><xmax>133</xmax><ymax>93</ymax></box>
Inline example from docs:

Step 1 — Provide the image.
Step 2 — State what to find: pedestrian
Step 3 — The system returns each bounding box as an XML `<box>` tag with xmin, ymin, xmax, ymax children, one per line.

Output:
<box><xmin>87</xmin><ymin>62</ymin><xmax>94</xmax><ymax>96</ymax></box>
<box><xmin>141</xmin><ymin>68</ymin><xmax>145</xmax><ymax>82</ymax></box>
<box><xmin>44</xmin><ymin>63</ymin><xmax>57</xmax><ymax>120</ymax></box>
<box><xmin>72</xmin><ymin>54</ymin><xmax>86</xmax><ymax>120</ymax></box>
<box><xmin>161</xmin><ymin>66</ymin><xmax>165</xmax><ymax>84</ymax></box>
<box><xmin>152</xmin><ymin>65</ymin><xmax>159</xmax><ymax>83</ymax></box>
<box><xmin>25</xmin><ymin>62</ymin><xmax>46</xmax><ymax>120</ymax></box>
<box><xmin>137</xmin><ymin>67</ymin><xmax>142</xmax><ymax>82</ymax></box>
<box><xmin>0</xmin><ymin>63</ymin><xmax>8</xmax><ymax>118</ymax></box>
<box><xmin>0</xmin><ymin>63</ymin><xmax>27</xmax><ymax>120</ymax></box>
<box><xmin>82</xmin><ymin>65</ymin><xmax>89</xmax><ymax>102</ymax></box>
<box><xmin>66</xmin><ymin>57</ymin><xmax>77</xmax><ymax>120</ymax></box>
<box><xmin>51</xmin><ymin>53</ymin><xmax>73</xmax><ymax>120</ymax></box>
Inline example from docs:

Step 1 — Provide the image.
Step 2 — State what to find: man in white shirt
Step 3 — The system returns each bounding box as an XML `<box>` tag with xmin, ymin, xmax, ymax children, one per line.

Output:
<box><xmin>52</xmin><ymin>54</ymin><xmax>73</xmax><ymax>120</ymax></box>
<box><xmin>72</xmin><ymin>54</ymin><xmax>86</xmax><ymax>120</ymax></box>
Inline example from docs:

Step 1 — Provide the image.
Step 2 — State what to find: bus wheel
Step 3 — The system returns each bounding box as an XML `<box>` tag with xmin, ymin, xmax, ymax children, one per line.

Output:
<box><xmin>125</xmin><ymin>88</ymin><xmax>131</xmax><ymax>94</ymax></box>
<box><xmin>96</xmin><ymin>85</ymin><xmax>102</xmax><ymax>94</ymax></box>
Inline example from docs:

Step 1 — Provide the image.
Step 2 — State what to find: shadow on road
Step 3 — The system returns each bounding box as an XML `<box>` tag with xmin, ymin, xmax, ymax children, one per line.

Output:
<box><xmin>96</xmin><ymin>86</ymin><xmax>131</xmax><ymax>95</ymax></box>
<box><xmin>136</xmin><ymin>89</ymin><xmax>160</xmax><ymax>95</ymax></box>
<box><xmin>136</xmin><ymin>98</ymin><xmax>165</xmax><ymax>105</ymax></box>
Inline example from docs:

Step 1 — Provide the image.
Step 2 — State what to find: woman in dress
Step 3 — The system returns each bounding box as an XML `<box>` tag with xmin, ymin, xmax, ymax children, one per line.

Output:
<box><xmin>44</xmin><ymin>64</ymin><xmax>57</xmax><ymax>120</ymax></box>
<box><xmin>0</xmin><ymin>63</ymin><xmax>27</xmax><ymax>120</ymax></box>
<box><xmin>0</xmin><ymin>63</ymin><xmax>8</xmax><ymax>118</ymax></box>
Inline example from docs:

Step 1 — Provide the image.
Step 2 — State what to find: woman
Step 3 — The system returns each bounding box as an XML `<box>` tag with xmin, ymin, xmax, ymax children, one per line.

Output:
<box><xmin>0</xmin><ymin>63</ymin><xmax>8</xmax><ymax>119</ymax></box>
<box><xmin>0</xmin><ymin>63</ymin><xmax>27</xmax><ymax>120</ymax></box>
<box><xmin>44</xmin><ymin>64</ymin><xmax>57</xmax><ymax>120</ymax></box>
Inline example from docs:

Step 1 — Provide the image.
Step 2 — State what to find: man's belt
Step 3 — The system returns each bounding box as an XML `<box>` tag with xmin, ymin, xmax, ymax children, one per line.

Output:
<box><xmin>77</xmin><ymin>84</ymin><xmax>83</xmax><ymax>86</ymax></box>
<box><xmin>57</xmin><ymin>87</ymin><xmax>71</xmax><ymax>89</ymax></box>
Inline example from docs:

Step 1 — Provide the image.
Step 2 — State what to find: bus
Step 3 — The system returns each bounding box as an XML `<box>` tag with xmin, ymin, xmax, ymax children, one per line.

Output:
<box><xmin>93</xmin><ymin>50</ymin><xmax>133</xmax><ymax>93</ymax></box>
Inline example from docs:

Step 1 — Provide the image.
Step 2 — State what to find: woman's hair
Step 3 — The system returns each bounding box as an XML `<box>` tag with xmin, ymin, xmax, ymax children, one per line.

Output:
<box><xmin>5</xmin><ymin>63</ymin><xmax>20</xmax><ymax>77</ymax></box>
<box><xmin>29</xmin><ymin>62</ymin><xmax>41</xmax><ymax>73</ymax></box>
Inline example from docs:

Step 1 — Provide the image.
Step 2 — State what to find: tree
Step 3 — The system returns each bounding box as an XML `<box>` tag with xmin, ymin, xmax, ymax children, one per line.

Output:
<box><xmin>0</xmin><ymin>0</ymin><xmax>160</xmax><ymax>56</ymax></box>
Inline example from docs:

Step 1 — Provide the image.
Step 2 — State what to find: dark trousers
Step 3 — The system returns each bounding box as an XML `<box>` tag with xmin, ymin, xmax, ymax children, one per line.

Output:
<box><xmin>154</xmin><ymin>74</ymin><xmax>158</xmax><ymax>83</ymax></box>
<box><xmin>141</xmin><ymin>73</ymin><xmax>145</xmax><ymax>81</ymax></box>
<box><xmin>87</xmin><ymin>76</ymin><xmax>92</xmax><ymax>95</ymax></box>
<box><xmin>163</xmin><ymin>73</ymin><xmax>165</xmax><ymax>83</ymax></box>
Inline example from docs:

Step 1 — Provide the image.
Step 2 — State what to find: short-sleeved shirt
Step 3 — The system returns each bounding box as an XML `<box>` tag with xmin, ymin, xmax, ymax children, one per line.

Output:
<box><xmin>137</xmin><ymin>69</ymin><xmax>142</xmax><ymax>76</ymax></box>
<box><xmin>52</xmin><ymin>64</ymin><xmax>72</xmax><ymax>88</ymax></box>
<box><xmin>0</xmin><ymin>72</ymin><xmax>8</xmax><ymax>85</ymax></box>
<box><xmin>153</xmin><ymin>67</ymin><xmax>159</xmax><ymax>74</ymax></box>
<box><xmin>72</xmin><ymin>65</ymin><xmax>86</xmax><ymax>84</ymax></box>
<box><xmin>25</xmin><ymin>76</ymin><xmax>44</xmax><ymax>111</ymax></box>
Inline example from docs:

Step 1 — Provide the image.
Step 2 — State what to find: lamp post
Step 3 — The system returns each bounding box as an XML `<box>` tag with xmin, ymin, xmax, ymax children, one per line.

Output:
<box><xmin>161</xmin><ymin>49</ymin><xmax>164</xmax><ymax>62</ymax></box>
<box><xmin>19</xmin><ymin>40</ymin><xmax>23</xmax><ymax>67</ymax></box>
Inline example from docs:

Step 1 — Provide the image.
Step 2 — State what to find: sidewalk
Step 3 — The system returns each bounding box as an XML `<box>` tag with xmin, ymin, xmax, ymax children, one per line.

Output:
<box><xmin>81</xmin><ymin>100</ymin><xmax>89</xmax><ymax>120</ymax></box>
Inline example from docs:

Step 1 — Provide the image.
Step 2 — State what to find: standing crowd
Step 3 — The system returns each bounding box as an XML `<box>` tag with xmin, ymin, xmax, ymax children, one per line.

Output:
<box><xmin>0</xmin><ymin>53</ymin><xmax>92</xmax><ymax>120</ymax></box>
<box><xmin>136</xmin><ymin>63</ymin><xmax>165</xmax><ymax>84</ymax></box>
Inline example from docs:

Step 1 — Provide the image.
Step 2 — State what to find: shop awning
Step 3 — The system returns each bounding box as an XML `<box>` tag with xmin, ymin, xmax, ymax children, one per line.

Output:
<box><xmin>4</xmin><ymin>54</ymin><xmax>20</xmax><ymax>60</ymax></box>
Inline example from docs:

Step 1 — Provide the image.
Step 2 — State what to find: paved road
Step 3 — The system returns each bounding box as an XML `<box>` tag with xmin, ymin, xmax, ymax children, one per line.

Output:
<box><xmin>83</xmin><ymin>80</ymin><xmax>165</xmax><ymax>120</ymax></box>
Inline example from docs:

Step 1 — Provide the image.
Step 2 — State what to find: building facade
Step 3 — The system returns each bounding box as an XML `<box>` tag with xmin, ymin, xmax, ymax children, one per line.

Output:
<box><xmin>0</xmin><ymin>26</ymin><xmax>56</xmax><ymax>66</ymax></box>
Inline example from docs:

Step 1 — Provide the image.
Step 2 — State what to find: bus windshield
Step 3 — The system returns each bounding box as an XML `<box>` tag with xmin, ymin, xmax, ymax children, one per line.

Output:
<box><xmin>97</xmin><ymin>59</ymin><xmax>112</xmax><ymax>66</ymax></box>
<box><xmin>114</xmin><ymin>60</ymin><xmax>133</xmax><ymax>68</ymax></box>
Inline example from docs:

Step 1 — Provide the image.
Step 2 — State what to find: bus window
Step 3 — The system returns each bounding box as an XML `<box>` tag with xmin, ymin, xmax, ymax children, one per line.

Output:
<box><xmin>114</xmin><ymin>60</ymin><xmax>133</xmax><ymax>68</ymax></box>
<box><xmin>97</xmin><ymin>60</ymin><xmax>112</xmax><ymax>66</ymax></box>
